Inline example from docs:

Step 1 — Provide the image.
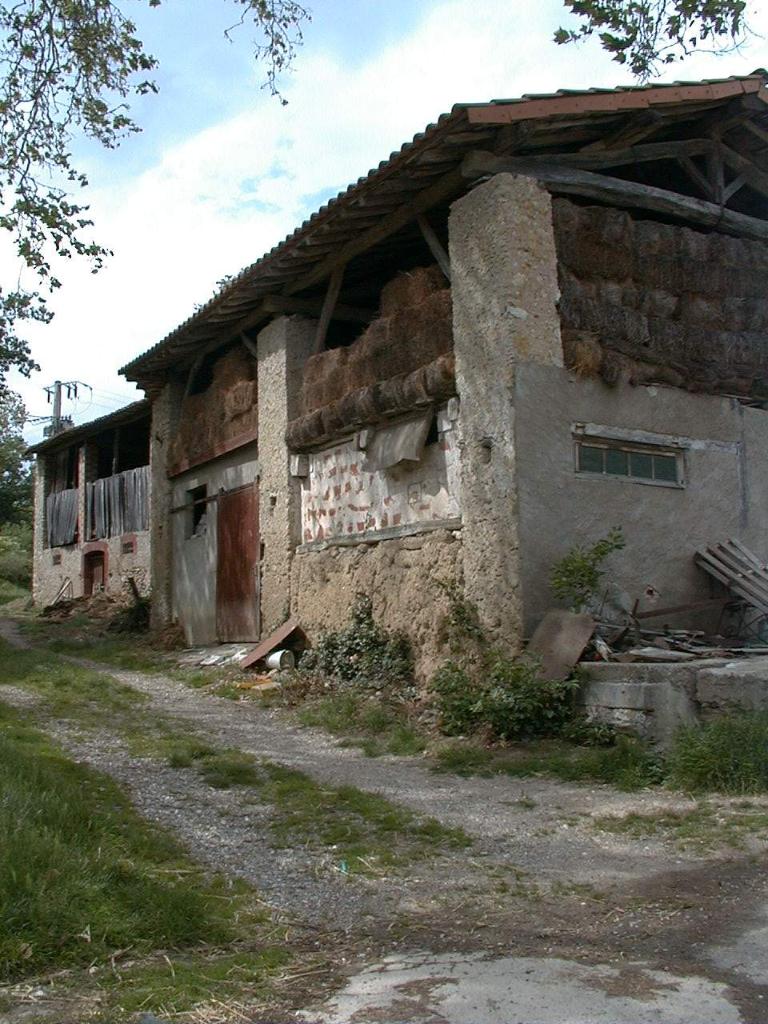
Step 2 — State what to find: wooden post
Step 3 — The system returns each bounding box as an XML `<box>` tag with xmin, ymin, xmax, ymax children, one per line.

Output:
<box><xmin>313</xmin><ymin>265</ymin><xmax>344</xmax><ymax>355</ymax></box>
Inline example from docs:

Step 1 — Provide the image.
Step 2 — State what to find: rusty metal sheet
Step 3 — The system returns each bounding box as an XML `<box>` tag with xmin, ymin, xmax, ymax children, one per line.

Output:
<box><xmin>240</xmin><ymin>617</ymin><xmax>305</xmax><ymax>670</ymax></box>
<box><xmin>527</xmin><ymin>610</ymin><xmax>595</xmax><ymax>681</ymax></box>
<box><xmin>216</xmin><ymin>484</ymin><xmax>260</xmax><ymax>642</ymax></box>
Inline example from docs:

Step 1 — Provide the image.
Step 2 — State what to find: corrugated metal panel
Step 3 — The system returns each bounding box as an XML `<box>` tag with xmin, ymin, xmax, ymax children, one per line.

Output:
<box><xmin>46</xmin><ymin>488</ymin><xmax>79</xmax><ymax>547</ymax></box>
<box><xmin>86</xmin><ymin>465</ymin><xmax>150</xmax><ymax>540</ymax></box>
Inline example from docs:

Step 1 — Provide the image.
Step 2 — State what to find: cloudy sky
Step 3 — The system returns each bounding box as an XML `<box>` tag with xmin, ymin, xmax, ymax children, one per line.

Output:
<box><xmin>10</xmin><ymin>0</ymin><xmax>768</xmax><ymax>441</ymax></box>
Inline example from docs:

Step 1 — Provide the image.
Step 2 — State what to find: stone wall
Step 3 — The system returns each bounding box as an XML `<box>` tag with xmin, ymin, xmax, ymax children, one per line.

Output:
<box><xmin>257</xmin><ymin>316</ymin><xmax>316</xmax><ymax>636</ymax></box>
<box><xmin>554</xmin><ymin>199</ymin><xmax>768</xmax><ymax>397</ymax></box>
<box><xmin>32</xmin><ymin>529</ymin><xmax>151</xmax><ymax>607</ymax></box>
<box><xmin>582</xmin><ymin>657</ymin><xmax>768</xmax><ymax>748</ymax></box>
<box><xmin>149</xmin><ymin>377</ymin><xmax>184</xmax><ymax>629</ymax></box>
<box><xmin>291</xmin><ymin>527</ymin><xmax>462</xmax><ymax>679</ymax></box>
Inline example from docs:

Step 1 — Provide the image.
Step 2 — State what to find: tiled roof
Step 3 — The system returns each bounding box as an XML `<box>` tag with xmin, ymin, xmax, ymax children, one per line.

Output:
<box><xmin>121</xmin><ymin>72</ymin><xmax>768</xmax><ymax>386</ymax></box>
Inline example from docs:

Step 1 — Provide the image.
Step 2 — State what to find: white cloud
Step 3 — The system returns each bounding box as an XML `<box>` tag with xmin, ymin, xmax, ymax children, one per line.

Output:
<box><xmin>12</xmin><ymin>0</ymin><xmax>768</xmax><ymax>439</ymax></box>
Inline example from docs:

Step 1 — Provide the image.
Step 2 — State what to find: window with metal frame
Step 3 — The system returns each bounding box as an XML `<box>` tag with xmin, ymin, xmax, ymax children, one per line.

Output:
<box><xmin>575</xmin><ymin>438</ymin><xmax>683</xmax><ymax>487</ymax></box>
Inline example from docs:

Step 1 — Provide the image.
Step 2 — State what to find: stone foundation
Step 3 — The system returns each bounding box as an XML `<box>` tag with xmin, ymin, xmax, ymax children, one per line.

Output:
<box><xmin>582</xmin><ymin>657</ymin><xmax>768</xmax><ymax>748</ymax></box>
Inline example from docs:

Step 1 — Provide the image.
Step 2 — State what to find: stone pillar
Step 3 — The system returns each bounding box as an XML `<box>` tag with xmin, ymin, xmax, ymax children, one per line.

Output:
<box><xmin>149</xmin><ymin>377</ymin><xmax>184</xmax><ymax>629</ymax></box>
<box><xmin>31</xmin><ymin>459</ymin><xmax>46</xmax><ymax>605</ymax></box>
<box><xmin>449</xmin><ymin>172</ymin><xmax>562</xmax><ymax>648</ymax></box>
<box><xmin>256</xmin><ymin>315</ymin><xmax>315</xmax><ymax>636</ymax></box>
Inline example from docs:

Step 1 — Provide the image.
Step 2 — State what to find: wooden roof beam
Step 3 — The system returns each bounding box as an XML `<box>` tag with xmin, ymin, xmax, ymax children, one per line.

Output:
<box><xmin>514</xmin><ymin>138</ymin><xmax>714</xmax><ymax>171</ymax></box>
<box><xmin>582</xmin><ymin>109</ymin><xmax>665</xmax><ymax>152</ymax></box>
<box><xmin>461</xmin><ymin>151</ymin><xmax>768</xmax><ymax>243</ymax></box>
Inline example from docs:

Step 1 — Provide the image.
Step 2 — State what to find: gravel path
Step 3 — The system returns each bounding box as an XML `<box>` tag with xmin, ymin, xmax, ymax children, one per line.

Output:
<box><xmin>4</xmin><ymin>618</ymin><xmax>768</xmax><ymax>1023</ymax></box>
<box><xmin>0</xmin><ymin>616</ymin><xmax>724</xmax><ymax>898</ymax></box>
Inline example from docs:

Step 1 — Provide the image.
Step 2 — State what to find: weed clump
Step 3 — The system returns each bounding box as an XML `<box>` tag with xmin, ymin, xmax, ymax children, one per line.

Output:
<box><xmin>667</xmin><ymin>713</ymin><xmax>768</xmax><ymax>794</ymax></box>
<box><xmin>298</xmin><ymin>594</ymin><xmax>413</xmax><ymax>691</ymax></box>
<box><xmin>432</xmin><ymin>657</ymin><xmax>579</xmax><ymax>740</ymax></box>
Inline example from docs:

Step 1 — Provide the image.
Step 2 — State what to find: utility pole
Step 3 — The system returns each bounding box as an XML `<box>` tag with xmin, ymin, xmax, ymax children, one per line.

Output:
<box><xmin>42</xmin><ymin>380</ymin><xmax>91</xmax><ymax>437</ymax></box>
<box><xmin>51</xmin><ymin>380</ymin><xmax>62</xmax><ymax>434</ymax></box>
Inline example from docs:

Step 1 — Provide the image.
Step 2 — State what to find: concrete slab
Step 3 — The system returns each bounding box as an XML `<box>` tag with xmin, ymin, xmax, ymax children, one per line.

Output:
<box><xmin>175</xmin><ymin>643</ymin><xmax>258</xmax><ymax>668</ymax></box>
<box><xmin>708</xmin><ymin>907</ymin><xmax>768</xmax><ymax>986</ymax></box>
<box><xmin>302</xmin><ymin>952</ymin><xmax>743</xmax><ymax>1024</ymax></box>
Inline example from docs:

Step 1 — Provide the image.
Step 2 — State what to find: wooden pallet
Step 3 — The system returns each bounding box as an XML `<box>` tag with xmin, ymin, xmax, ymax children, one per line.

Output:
<box><xmin>695</xmin><ymin>539</ymin><xmax>768</xmax><ymax>616</ymax></box>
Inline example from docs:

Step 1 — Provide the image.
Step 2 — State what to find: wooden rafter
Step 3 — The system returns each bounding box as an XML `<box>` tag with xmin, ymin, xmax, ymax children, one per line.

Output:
<box><xmin>282</xmin><ymin>166</ymin><xmax>464</xmax><ymax>299</ymax></box>
<box><xmin>507</xmin><ymin>138</ymin><xmax>713</xmax><ymax>172</ymax></box>
<box><xmin>719</xmin><ymin>143</ymin><xmax>768</xmax><ymax>201</ymax></box>
<box><xmin>677</xmin><ymin>154</ymin><xmax>717</xmax><ymax>202</ymax></box>
<box><xmin>261</xmin><ymin>294</ymin><xmax>373</xmax><ymax>323</ymax></box>
<box><xmin>582</xmin><ymin>109</ymin><xmax>665</xmax><ymax>152</ymax></box>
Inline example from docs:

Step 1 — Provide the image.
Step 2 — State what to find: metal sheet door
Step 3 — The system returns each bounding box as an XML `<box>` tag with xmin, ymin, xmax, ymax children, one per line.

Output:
<box><xmin>216</xmin><ymin>483</ymin><xmax>260</xmax><ymax>641</ymax></box>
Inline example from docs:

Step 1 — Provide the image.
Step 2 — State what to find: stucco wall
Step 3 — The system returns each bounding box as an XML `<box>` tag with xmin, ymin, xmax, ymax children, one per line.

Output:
<box><xmin>32</xmin><ymin>530</ymin><xmax>151</xmax><ymax>607</ymax></box>
<box><xmin>170</xmin><ymin>444</ymin><xmax>259</xmax><ymax>646</ymax></box>
<box><xmin>514</xmin><ymin>362</ymin><xmax>768</xmax><ymax>634</ymax></box>
<box><xmin>299</xmin><ymin>406</ymin><xmax>461</xmax><ymax>545</ymax></box>
<box><xmin>291</xmin><ymin>527</ymin><xmax>462</xmax><ymax>679</ymax></box>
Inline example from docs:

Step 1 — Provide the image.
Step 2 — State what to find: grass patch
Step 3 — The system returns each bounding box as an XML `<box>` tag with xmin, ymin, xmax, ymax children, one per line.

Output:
<box><xmin>595</xmin><ymin>801</ymin><xmax>768</xmax><ymax>851</ymax></box>
<box><xmin>97</xmin><ymin>947</ymin><xmax>292</xmax><ymax>1019</ymax></box>
<box><xmin>0</xmin><ymin>638</ymin><xmax>147</xmax><ymax>725</ymax></box>
<box><xmin>0</xmin><ymin>700</ymin><xmax>268</xmax><ymax>984</ymax></box>
<box><xmin>198</xmin><ymin>749</ymin><xmax>262</xmax><ymax>789</ymax></box>
<box><xmin>44</xmin><ymin>635</ymin><xmax>169</xmax><ymax>673</ymax></box>
<box><xmin>667</xmin><ymin>713</ymin><xmax>768</xmax><ymax>794</ymax></box>
<box><xmin>297</xmin><ymin>693</ymin><xmax>427</xmax><ymax>758</ymax></box>
<box><xmin>257</xmin><ymin>761</ymin><xmax>470</xmax><ymax>873</ymax></box>
<box><xmin>433</xmin><ymin>736</ymin><xmax>664</xmax><ymax>791</ymax></box>
<box><xmin>0</xmin><ymin>579</ymin><xmax>27</xmax><ymax>606</ymax></box>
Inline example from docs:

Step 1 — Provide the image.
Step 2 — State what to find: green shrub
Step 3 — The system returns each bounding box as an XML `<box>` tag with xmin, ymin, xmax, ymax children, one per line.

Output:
<box><xmin>667</xmin><ymin>713</ymin><xmax>768</xmax><ymax>794</ymax></box>
<box><xmin>432</xmin><ymin>655</ymin><xmax>579</xmax><ymax>741</ymax></box>
<box><xmin>550</xmin><ymin>526</ymin><xmax>625</xmax><ymax>611</ymax></box>
<box><xmin>481</xmin><ymin>656</ymin><xmax>579</xmax><ymax>740</ymax></box>
<box><xmin>0</xmin><ymin>521</ymin><xmax>31</xmax><ymax>588</ymax></box>
<box><xmin>430</xmin><ymin>662</ymin><xmax>478</xmax><ymax>735</ymax></box>
<box><xmin>299</xmin><ymin>594</ymin><xmax>412</xmax><ymax>690</ymax></box>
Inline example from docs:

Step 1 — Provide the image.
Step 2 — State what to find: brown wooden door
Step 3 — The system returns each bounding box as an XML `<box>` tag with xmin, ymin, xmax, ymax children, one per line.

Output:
<box><xmin>83</xmin><ymin>551</ymin><xmax>105</xmax><ymax>596</ymax></box>
<box><xmin>216</xmin><ymin>484</ymin><xmax>260</xmax><ymax>641</ymax></box>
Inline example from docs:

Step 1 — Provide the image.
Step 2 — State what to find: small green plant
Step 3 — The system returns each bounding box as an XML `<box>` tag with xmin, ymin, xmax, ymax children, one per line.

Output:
<box><xmin>667</xmin><ymin>713</ymin><xmax>768</xmax><ymax>794</ymax></box>
<box><xmin>483</xmin><ymin>655</ymin><xmax>579</xmax><ymax>740</ymax></box>
<box><xmin>430</xmin><ymin>662</ymin><xmax>478</xmax><ymax>736</ymax></box>
<box><xmin>550</xmin><ymin>526</ymin><xmax>625</xmax><ymax>611</ymax></box>
<box><xmin>432</xmin><ymin>587</ymin><xmax>584</xmax><ymax>742</ymax></box>
<box><xmin>298</xmin><ymin>594</ymin><xmax>412</xmax><ymax>690</ymax></box>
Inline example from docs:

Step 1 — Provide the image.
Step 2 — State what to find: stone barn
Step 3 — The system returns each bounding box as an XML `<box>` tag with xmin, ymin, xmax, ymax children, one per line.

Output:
<box><xmin>29</xmin><ymin>401</ymin><xmax>151</xmax><ymax>606</ymax></box>
<box><xmin>118</xmin><ymin>72</ymin><xmax>768</xmax><ymax>675</ymax></box>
